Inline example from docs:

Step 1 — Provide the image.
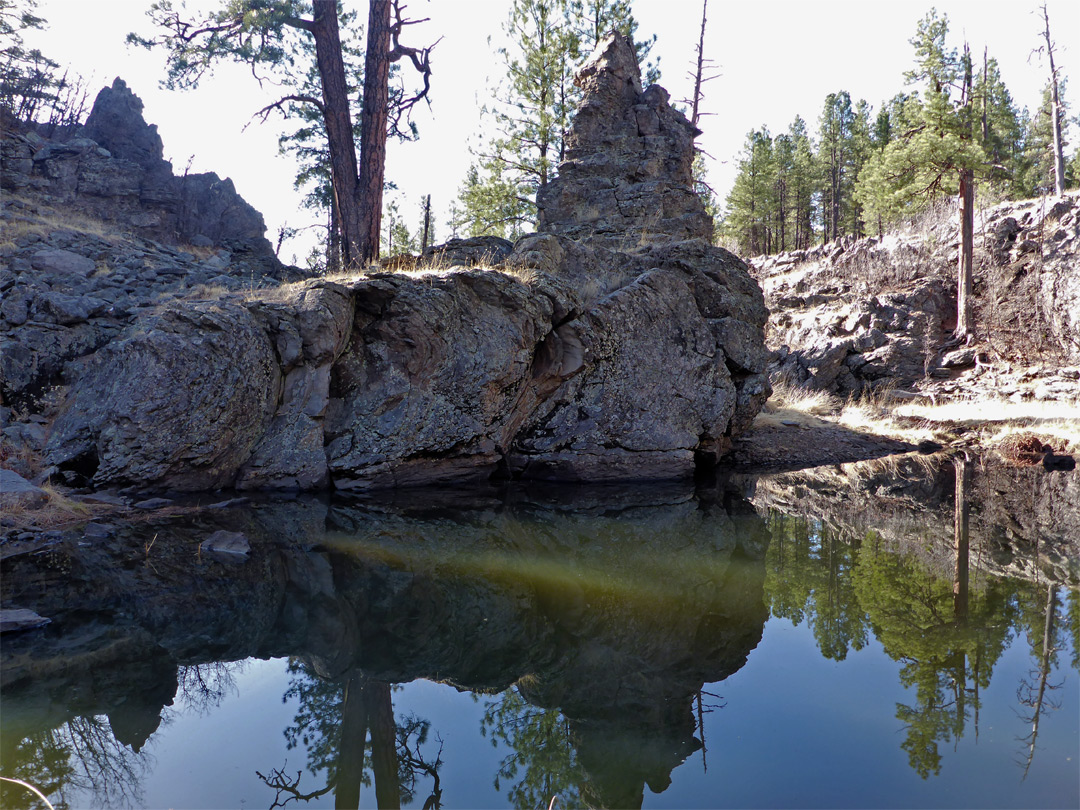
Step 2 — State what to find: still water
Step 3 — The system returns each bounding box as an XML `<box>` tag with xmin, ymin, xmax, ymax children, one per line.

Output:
<box><xmin>1</xmin><ymin>459</ymin><xmax>1078</xmax><ymax>809</ymax></box>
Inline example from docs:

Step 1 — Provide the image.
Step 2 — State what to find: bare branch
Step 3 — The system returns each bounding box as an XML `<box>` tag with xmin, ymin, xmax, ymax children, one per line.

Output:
<box><xmin>246</xmin><ymin>93</ymin><xmax>327</xmax><ymax>130</ymax></box>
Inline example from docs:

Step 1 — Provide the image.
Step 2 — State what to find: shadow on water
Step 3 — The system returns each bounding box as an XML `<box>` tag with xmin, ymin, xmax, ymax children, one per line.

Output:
<box><xmin>0</xmin><ymin>456</ymin><xmax>1077</xmax><ymax>808</ymax></box>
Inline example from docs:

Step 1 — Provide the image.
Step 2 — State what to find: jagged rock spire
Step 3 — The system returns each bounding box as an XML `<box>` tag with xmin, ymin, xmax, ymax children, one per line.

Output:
<box><xmin>537</xmin><ymin>33</ymin><xmax>712</xmax><ymax>244</ymax></box>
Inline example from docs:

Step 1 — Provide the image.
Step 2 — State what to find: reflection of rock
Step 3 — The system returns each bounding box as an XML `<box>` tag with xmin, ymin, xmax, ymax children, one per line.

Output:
<box><xmin>745</xmin><ymin>454</ymin><xmax>1080</xmax><ymax>585</ymax></box>
<box><xmin>0</xmin><ymin>483</ymin><xmax>768</xmax><ymax>805</ymax></box>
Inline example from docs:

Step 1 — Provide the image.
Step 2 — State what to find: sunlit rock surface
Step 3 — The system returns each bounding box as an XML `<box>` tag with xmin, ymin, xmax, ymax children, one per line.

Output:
<box><xmin>31</xmin><ymin>34</ymin><xmax>769</xmax><ymax>491</ymax></box>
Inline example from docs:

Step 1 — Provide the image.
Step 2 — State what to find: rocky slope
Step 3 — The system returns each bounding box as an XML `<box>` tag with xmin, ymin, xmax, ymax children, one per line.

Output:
<box><xmin>752</xmin><ymin>192</ymin><xmax>1080</xmax><ymax>402</ymax></box>
<box><xmin>2</xmin><ymin>35</ymin><xmax>770</xmax><ymax>494</ymax></box>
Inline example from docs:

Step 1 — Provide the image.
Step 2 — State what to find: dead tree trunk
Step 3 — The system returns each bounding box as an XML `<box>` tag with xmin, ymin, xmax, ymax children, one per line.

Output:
<box><xmin>957</xmin><ymin>168</ymin><xmax>975</xmax><ymax>338</ymax></box>
<box><xmin>1039</xmin><ymin>3</ymin><xmax>1066</xmax><ymax>195</ymax></box>
<box><xmin>956</xmin><ymin>43</ymin><xmax>975</xmax><ymax>340</ymax></box>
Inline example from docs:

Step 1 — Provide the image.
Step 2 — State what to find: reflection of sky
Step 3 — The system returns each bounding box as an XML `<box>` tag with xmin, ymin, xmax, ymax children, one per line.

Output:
<box><xmin>113</xmin><ymin>604</ymin><xmax>1079</xmax><ymax>810</ymax></box>
<box><xmin>657</xmin><ymin>617</ymin><xmax>1079</xmax><ymax>809</ymax></box>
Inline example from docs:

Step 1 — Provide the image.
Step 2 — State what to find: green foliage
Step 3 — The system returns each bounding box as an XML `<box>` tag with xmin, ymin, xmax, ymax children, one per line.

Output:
<box><xmin>852</xmin><ymin>540</ymin><xmax>1013</xmax><ymax>779</ymax></box>
<box><xmin>1020</xmin><ymin>80</ymin><xmax>1073</xmax><ymax>195</ymax></box>
<box><xmin>481</xmin><ymin>687</ymin><xmax>583</xmax><ymax>809</ymax></box>
<box><xmin>763</xmin><ymin>515</ymin><xmax>868</xmax><ymax>661</ymax></box>
<box><xmin>722</xmin><ymin>6</ymin><xmax>1075</xmax><ymax>252</ymax></box>
<box><xmin>455</xmin><ymin>161</ymin><xmax>530</xmax><ymax>240</ymax></box>
<box><xmin>128</xmin><ymin>0</ymin><xmax>308</xmax><ymax>90</ymax></box>
<box><xmin>973</xmin><ymin>53</ymin><xmax>1026</xmax><ymax>192</ymax></box>
<box><xmin>381</xmin><ymin>194</ymin><xmax>417</xmax><ymax>255</ymax></box>
<box><xmin>0</xmin><ymin>0</ymin><xmax>88</xmax><ymax>125</ymax></box>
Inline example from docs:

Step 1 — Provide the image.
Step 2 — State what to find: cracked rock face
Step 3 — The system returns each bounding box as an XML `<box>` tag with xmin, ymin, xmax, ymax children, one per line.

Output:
<box><xmin>35</xmin><ymin>34</ymin><xmax>770</xmax><ymax>491</ymax></box>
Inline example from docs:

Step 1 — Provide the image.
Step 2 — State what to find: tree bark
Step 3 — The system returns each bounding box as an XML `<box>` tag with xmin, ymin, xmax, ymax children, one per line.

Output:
<box><xmin>335</xmin><ymin>671</ymin><xmax>370</xmax><ymax>810</ymax></box>
<box><xmin>952</xmin><ymin>454</ymin><xmax>971</xmax><ymax>620</ymax></box>
<box><xmin>368</xmin><ymin>681</ymin><xmax>401</xmax><ymax>809</ymax></box>
<box><xmin>311</xmin><ymin>0</ymin><xmax>363</xmax><ymax>266</ymax></box>
<box><xmin>358</xmin><ymin>0</ymin><xmax>393</xmax><ymax>264</ymax></box>
<box><xmin>956</xmin><ymin>168</ymin><xmax>975</xmax><ymax>338</ymax></box>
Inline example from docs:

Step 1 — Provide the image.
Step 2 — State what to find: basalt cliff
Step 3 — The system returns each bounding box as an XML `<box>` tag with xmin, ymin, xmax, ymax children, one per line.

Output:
<box><xmin>1</xmin><ymin>34</ymin><xmax>770</xmax><ymax>494</ymax></box>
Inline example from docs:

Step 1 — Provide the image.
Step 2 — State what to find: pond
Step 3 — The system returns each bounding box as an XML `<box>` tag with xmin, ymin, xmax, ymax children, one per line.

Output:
<box><xmin>1</xmin><ymin>456</ymin><xmax>1077</xmax><ymax>809</ymax></box>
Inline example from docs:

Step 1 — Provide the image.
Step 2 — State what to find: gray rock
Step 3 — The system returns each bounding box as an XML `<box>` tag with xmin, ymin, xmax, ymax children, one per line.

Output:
<box><xmin>200</xmin><ymin>529</ymin><xmax>250</xmax><ymax>556</ymax></box>
<box><xmin>22</xmin><ymin>44</ymin><xmax>770</xmax><ymax>492</ymax></box>
<box><xmin>31</xmin><ymin>248</ymin><xmax>96</xmax><ymax>277</ymax></box>
<box><xmin>0</xmin><ymin>468</ymin><xmax>49</xmax><ymax>510</ymax></box>
<box><xmin>0</xmin><ymin>608</ymin><xmax>51</xmax><ymax>633</ymax></box>
<box><xmin>46</xmin><ymin>301</ymin><xmax>281</xmax><ymax>491</ymax></box>
<box><xmin>133</xmin><ymin>497</ymin><xmax>173</xmax><ymax>509</ymax></box>
<box><xmin>83</xmin><ymin>522</ymin><xmax>115</xmax><ymax>538</ymax></box>
<box><xmin>537</xmin><ymin>34</ymin><xmax>711</xmax><ymax>245</ymax></box>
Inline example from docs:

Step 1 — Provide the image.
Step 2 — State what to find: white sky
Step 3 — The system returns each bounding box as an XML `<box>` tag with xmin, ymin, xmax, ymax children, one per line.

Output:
<box><xmin>22</xmin><ymin>0</ymin><xmax>1080</xmax><ymax>264</ymax></box>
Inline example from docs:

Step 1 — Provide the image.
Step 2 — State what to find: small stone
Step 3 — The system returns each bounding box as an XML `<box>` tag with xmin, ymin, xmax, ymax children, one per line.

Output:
<box><xmin>83</xmin><ymin>522</ymin><xmax>114</xmax><ymax>539</ymax></box>
<box><xmin>205</xmin><ymin>497</ymin><xmax>248</xmax><ymax>509</ymax></box>
<box><xmin>0</xmin><ymin>608</ymin><xmax>51</xmax><ymax>633</ymax></box>
<box><xmin>133</xmin><ymin>497</ymin><xmax>173</xmax><ymax>510</ymax></box>
<box><xmin>200</xmin><ymin>530</ymin><xmax>250</xmax><ymax>556</ymax></box>
<box><xmin>75</xmin><ymin>491</ymin><xmax>128</xmax><ymax>506</ymax></box>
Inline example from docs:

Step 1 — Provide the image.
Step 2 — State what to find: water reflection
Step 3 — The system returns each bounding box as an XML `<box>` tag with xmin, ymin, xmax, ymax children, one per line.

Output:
<box><xmin>1</xmin><ymin>458</ymin><xmax>1077</xmax><ymax>809</ymax></box>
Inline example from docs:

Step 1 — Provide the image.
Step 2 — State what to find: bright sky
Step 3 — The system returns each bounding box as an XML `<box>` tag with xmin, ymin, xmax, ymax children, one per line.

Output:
<box><xmin>23</xmin><ymin>0</ymin><xmax>1080</xmax><ymax>264</ymax></box>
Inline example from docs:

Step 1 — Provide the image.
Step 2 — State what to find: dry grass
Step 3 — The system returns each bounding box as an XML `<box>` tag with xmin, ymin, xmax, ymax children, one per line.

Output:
<box><xmin>895</xmin><ymin>398</ymin><xmax>1080</xmax><ymax>453</ymax></box>
<box><xmin>753</xmin><ymin>380</ymin><xmax>837</xmax><ymax>430</ymax></box>
<box><xmin>0</xmin><ymin>195</ymin><xmax>130</xmax><ymax>246</ymax></box>
<box><xmin>0</xmin><ymin>483</ymin><xmax>112</xmax><ymax>531</ymax></box>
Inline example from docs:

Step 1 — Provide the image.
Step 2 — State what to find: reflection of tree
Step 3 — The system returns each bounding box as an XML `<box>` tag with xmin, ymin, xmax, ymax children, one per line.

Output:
<box><xmin>1068</xmin><ymin>590</ymin><xmax>1080</xmax><ymax>673</ymax></box>
<box><xmin>0</xmin><ymin>717</ymin><xmax>150</xmax><ymax>810</ymax></box>
<box><xmin>174</xmin><ymin>662</ymin><xmax>244</xmax><ymax>716</ymax></box>
<box><xmin>260</xmin><ymin>659</ymin><xmax>442</xmax><ymax>809</ymax></box>
<box><xmin>1014</xmin><ymin>584</ymin><xmax>1066</xmax><ymax>778</ymax></box>
<box><xmin>481</xmin><ymin>687</ymin><xmax>583</xmax><ymax>810</ymax></box>
<box><xmin>853</xmin><ymin>540</ymin><xmax>1013</xmax><ymax>779</ymax></box>
<box><xmin>764</xmin><ymin>514</ymin><xmax>868</xmax><ymax>661</ymax></box>
<box><xmin>0</xmin><ymin>659</ymin><xmax>251</xmax><ymax>810</ymax></box>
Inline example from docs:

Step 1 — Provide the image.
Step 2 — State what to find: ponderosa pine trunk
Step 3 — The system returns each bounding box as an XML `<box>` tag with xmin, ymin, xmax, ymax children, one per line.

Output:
<box><xmin>358</xmin><ymin>0</ymin><xmax>392</xmax><ymax>264</ymax></box>
<box><xmin>957</xmin><ymin>170</ymin><xmax>975</xmax><ymax>338</ymax></box>
<box><xmin>311</xmin><ymin>0</ymin><xmax>364</xmax><ymax>266</ymax></box>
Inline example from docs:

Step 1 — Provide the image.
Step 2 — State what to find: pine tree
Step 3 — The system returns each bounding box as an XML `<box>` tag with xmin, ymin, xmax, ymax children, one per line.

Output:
<box><xmin>973</xmin><ymin>51</ymin><xmax>1025</xmax><ymax>192</ymax></box>
<box><xmin>723</xmin><ymin>128</ymin><xmax>775</xmax><ymax>255</ymax></box>
<box><xmin>857</xmin><ymin>10</ymin><xmax>986</xmax><ymax>337</ymax></box>
<box><xmin>816</xmin><ymin>91</ymin><xmax>869</xmax><ymax>243</ymax></box>
<box><xmin>455</xmin><ymin>161</ymin><xmax>529</xmax><ymax>240</ymax></box>
<box><xmin>787</xmin><ymin>116</ymin><xmax>817</xmax><ymax>250</ymax></box>
<box><xmin>132</xmin><ymin>0</ymin><xmax>435</xmax><ymax>267</ymax></box>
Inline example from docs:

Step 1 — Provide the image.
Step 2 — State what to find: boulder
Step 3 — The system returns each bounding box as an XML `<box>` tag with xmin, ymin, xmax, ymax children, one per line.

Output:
<box><xmin>0</xmin><ymin>469</ymin><xmax>49</xmax><ymax>510</ymax></box>
<box><xmin>33</xmin><ymin>36</ymin><xmax>770</xmax><ymax>492</ymax></box>
<box><xmin>45</xmin><ymin>302</ymin><xmax>281</xmax><ymax>491</ymax></box>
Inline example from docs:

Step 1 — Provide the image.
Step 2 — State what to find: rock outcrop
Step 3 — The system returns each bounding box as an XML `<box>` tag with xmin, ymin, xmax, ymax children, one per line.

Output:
<box><xmin>753</xmin><ymin>192</ymin><xmax>1080</xmax><ymax>399</ymax></box>
<box><xmin>16</xmin><ymin>35</ymin><xmax>770</xmax><ymax>492</ymax></box>
<box><xmin>3</xmin><ymin>78</ymin><xmax>274</xmax><ymax>252</ymax></box>
<box><xmin>1</xmin><ymin>80</ymin><xmax>306</xmax><ymax>415</ymax></box>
